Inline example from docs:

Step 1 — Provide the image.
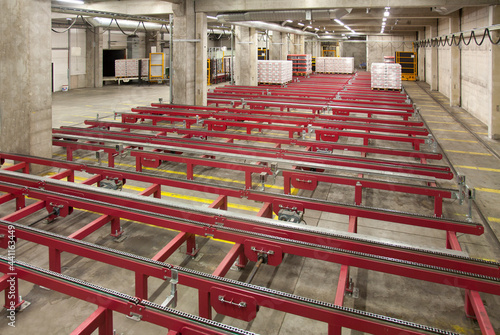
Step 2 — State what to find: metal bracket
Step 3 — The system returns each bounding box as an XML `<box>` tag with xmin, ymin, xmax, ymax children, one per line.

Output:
<box><xmin>259</xmin><ymin>172</ymin><xmax>267</xmax><ymax>191</ymax></box>
<box><xmin>126</xmin><ymin>303</ymin><xmax>144</xmax><ymax>322</ymax></box>
<box><xmin>250</xmin><ymin>246</ymin><xmax>274</xmax><ymax>256</ymax></box>
<box><xmin>218</xmin><ymin>296</ymin><xmax>246</xmax><ymax>308</ymax></box>
<box><xmin>161</xmin><ymin>269</ymin><xmax>178</xmax><ymax>308</ymax></box>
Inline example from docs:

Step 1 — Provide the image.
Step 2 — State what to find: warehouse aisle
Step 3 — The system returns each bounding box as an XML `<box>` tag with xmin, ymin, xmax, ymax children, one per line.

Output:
<box><xmin>404</xmin><ymin>81</ymin><xmax>500</xmax><ymax>261</ymax></box>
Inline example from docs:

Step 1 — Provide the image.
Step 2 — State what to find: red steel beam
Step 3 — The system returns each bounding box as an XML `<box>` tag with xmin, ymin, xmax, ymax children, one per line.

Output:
<box><xmin>0</xmin><ymin>181</ymin><xmax>495</xmax><ymax>295</ymax></box>
<box><xmin>70</xmin><ymin>306</ymin><xmax>113</xmax><ymax>335</ymax></box>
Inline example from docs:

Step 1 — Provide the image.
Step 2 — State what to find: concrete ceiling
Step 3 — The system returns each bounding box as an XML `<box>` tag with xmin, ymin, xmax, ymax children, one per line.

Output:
<box><xmin>51</xmin><ymin>0</ymin><xmax>499</xmax><ymax>38</ymax></box>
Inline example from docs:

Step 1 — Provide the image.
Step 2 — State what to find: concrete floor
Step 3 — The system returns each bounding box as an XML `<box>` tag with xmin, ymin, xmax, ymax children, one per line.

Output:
<box><xmin>0</xmin><ymin>78</ymin><xmax>499</xmax><ymax>334</ymax></box>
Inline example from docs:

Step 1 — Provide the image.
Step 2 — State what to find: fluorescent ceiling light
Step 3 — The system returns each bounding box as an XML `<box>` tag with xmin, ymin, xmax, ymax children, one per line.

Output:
<box><xmin>297</xmin><ymin>22</ymin><xmax>304</xmax><ymax>26</ymax></box>
<box><xmin>334</xmin><ymin>19</ymin><xmax>344</xmax><ymax>26</ymax></box>
<box><xmin>58</xmin><ymin>0</ymin><xmax>84</xmax><ymax>4</ymax></box>
<box><xmin>385</xmin><ymin>6</ymin><xmax>391</xmax><ymax>10</ymax></box>
<box><xmin>325</xmin><ymin>31</ymin><xmax>329</xmax><ymax>33</ymax></box>
<box><xmin>314</xmin><ymin>27</ymin><xmax>319</xmax><ymax>30</ymax></box>
<box><xmin>207</xmin><ymin>16</ymin><xmax>218</xmax><ymax>20</ymax></box>
<box><xmin>382</xmin><ymin>18</ymin><xmax>387</xmax><ymax>22</ymax></box>
<box><xmin>306</xmin><ymin>25</ymin><xmax>312</xmax><ymax>29</ymax></box>
<box><xmin>384</xmin><ymin>11</ymin><xmax>390</xmax><ymax>17</ymax></box>
<box><xmin>285</xmin><ymin>19</ymin><xmax>293</xmax><ymax>22</ymax></box>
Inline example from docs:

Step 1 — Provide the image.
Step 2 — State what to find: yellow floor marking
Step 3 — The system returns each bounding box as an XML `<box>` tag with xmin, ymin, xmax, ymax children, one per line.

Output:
<box><xmin>53</xmin><ymin>154</ymin><xmax>285</xmax><ymax>190</ymax></box>
<box><xmin>439</xmin><ymin>138</ymin><xmax>477</xmax><ymax>143</ymax></box>
<box><xmin>446</xmin><ymin>150</ymin><xmax>492</xmax><ymax>156</ymax></box>
<box><xmin>488</xmin><ymin>217</ymin><xmax>500</xmax><ymax>223</ymax></box>
<box><xmin>433</xmin><ymin>129</ymin><xmax>467</xmax><ymax>133</ymax></box>
<box><xmin>85</xmin><ymin>105</ymin><xmax>93</xmax><ymax>107</ymax></box>
<box><xmin>456</xmin><ymin>165</ymin><xmax>500</xmax><ymax>173</ymax></box>
<box><xmin>60</xmin><ymin>121</ymin><xmax>78</xmax><ymax>124</ymax></box>
<box><xmin>426</xmin><ymin>121</ymin><xmax>456</xmax><ymax>124</ymax></box>
<box><xmin>475</xmin><ymin>187</ymin><xmax>500</xmax><ymax>194</ymax></box>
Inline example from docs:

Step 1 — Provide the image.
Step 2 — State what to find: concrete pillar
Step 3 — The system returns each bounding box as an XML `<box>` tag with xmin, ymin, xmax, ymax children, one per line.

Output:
<box><xmin>172</xmin><ymin>0</ymin><xmax>207</xmax><ymax>105</ymax></box>
<box><xmin>417</xmin><ymin>30</ymin><xmax>425</xmax><ymax>81</ymax></box>
<box><xmin>0</xmin><ymin>0</ymin><xmax>52</xmax><ymax>160</ymax></box>
<box><xmin>430</xmin><ymin>23</ymin><xmax>439</xmax><ymax>91</ymax></box>
<box><xmin>489</xmin><ymin>5</ymin><xmax>500</xmax><ymax>139</ymax></box>
<box><xmin>449</xmin><ymin>13</ymin><xmax>461</xmax><ymax>106</ymax></box>
<box><xmin>234</xmin><ymin>26</ymin><xmax>257</xmax><ymax>86</ymax></box>
<box><xmin>195</xmin><ymin>13</ymin><xmax>207</xmax><ymax>106</ymax></box>
<box><xmin>270</xmin><ymin>32</ymin><xmax>286</xmax><ymax>60</ymax></box>
<box><xmin>155</xmin><ymin>31</ymin><xmax>161</xmax><ymax>52</ymax></box>
<box><xmin>86</xmin><ymin>27</ymin><xmax>103</xmax><ymax>88</ymax></box>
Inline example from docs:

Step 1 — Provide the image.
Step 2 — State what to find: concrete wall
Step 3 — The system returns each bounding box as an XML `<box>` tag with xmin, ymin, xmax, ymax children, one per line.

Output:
<box><xmin>341</xmin><ymin>41</ymin><xmax>366</xmax><ymax>69</ymax></box>
<box><xmin>460</xmin><ymin>6</ymin><xmax>491</xmax><ymax>125</ymax></box>
<box><xmin>366</xmin><ymin>35</ymin><xmax>413</xmax><ymax>71</ymax></box>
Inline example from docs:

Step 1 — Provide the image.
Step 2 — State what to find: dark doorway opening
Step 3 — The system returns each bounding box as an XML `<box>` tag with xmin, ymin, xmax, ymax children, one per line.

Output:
<box><xmin>103</xmin><ymin>49</ymin><xmax>126</xmax><ymax>77</ymax></box>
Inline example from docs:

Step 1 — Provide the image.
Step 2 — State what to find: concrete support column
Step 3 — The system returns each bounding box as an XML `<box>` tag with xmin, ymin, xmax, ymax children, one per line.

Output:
<box><xmin>172</xmin><ymin>0</ymin><xmax>207</xmax><ymax>105</ymax></box>
<box><xmin>195</xmin><ymin>13</ymin><xmax>207</xmax><ymax>106</ymax></box>
<box><xmin>155</xmin><ymin>31</ymin><xmax>161</xmax><ymax>52</ymax></box>
<box><xmin>270</xmin><ymin>32</ymin><xmax>286</xmax><ymax>60</ymax></box>
<box><xmin>489</xmin><ymin>5</ymin><xmax>500</xmax><ymax>139</ymax></box>
<box><xmin>449</xmin><ymin>13</ymin><xmax>461</xmax><ymax>106</ymax></box>
<box><xmin>86</xmin><ymin>27</ymin><xmax>103</xmax><ymax>88</ymax></box>
<box><xmin>417</xmin><ymin>30</ymin><xmax>425</xmax><ymax>81</ymax></box>
<box><xmin>0</xmin><ymin>0</ymin><xmax>52</xmax><ymax>160</ymax></box>
<box><xmin>234</xmin><ymin>26</ymin><xmax>257</xmax><ymax>86</ymax></box>
<box><xmin>430</xmin><ymin>23</ymin><xmax>439</xmax><ymax>91</ymax></box>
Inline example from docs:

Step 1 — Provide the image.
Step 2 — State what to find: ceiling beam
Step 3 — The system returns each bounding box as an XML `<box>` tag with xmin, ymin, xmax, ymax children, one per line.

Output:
<box><xmin>195</xmin><ymin>0</ymin><xmax>498</xmax><ymax>13</ymax></box>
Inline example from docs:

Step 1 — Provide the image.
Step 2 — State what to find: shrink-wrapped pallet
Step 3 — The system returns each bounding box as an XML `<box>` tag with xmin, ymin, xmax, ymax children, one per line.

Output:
<box><xmin>370</xmin><ymin>63</ymin><xmax>401</xmax><ymax>90</ymax></box>
<box><xmin>258</xmin><ymin>60</ymin><xmax>293</xmax><ymax>84</ymax></box>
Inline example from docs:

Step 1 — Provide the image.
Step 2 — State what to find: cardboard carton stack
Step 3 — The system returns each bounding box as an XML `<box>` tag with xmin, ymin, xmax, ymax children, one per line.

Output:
<box><xmin>315</xmin><ymin>57</ymin><xmax>354</xmax><ymax>74</ymax></box>
<box><xmin>370</xmin><ymin>63</ymin><xmax>402</xmax><ymax>90</ymax></box>
<box><xmin>114</xmin><ymin>59</ymin><xmax>149</xmax><ymax>78</ymax></box>
<box><xmin>258</xmin><ymin>60</ymin><xmax>293</xmax><ymax>84</ymax></box>
<box><xmin>286</xmin><ymin>54</ymin><xmax>312</xmax><ymax>75</ymax></box>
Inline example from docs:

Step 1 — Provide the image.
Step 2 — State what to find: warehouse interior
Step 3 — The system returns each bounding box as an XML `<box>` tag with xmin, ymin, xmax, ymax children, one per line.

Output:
<box><xmin>0</xmin><ymin>0</ymin><xmax>499</xmax><ymax>334</ymax></box>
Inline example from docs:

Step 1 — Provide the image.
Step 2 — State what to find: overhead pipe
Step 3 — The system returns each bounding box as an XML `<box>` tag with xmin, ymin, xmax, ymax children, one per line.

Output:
<box><xmin>231</xmin><ymin>21</ymin><xmax>317</xmax><ymax>37</ymax></box>
<box><xmin>217</xmin><ymin>9</ymin><xmax>352</xmax><ymax>23</ymax></box>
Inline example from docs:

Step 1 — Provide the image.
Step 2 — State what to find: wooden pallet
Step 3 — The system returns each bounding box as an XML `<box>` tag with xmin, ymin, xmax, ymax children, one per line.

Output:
<box><xmin>371</xmin><ymin>87</ymin><xmax>401</xmax><ymax>91</ymax></box>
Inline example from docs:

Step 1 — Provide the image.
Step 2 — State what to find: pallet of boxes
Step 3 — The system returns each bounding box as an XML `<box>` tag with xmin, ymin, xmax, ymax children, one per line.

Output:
<box><xmin>315</xmin><ymin>57</ymin><xmax>354</xmax><ymax>74</ymax></box>
<box><xmin>370</xmin><ymin>63</ymin><xmax>402</xmax><ymax>91</ymax></box>
<box><xmin>257</xmin><ymin>60</ymin><xmax>293</xmax><ymax>85</ymax></box>
<box><xmin>286</xmin><ymin>54</ymin><xmax>313</xmax><ymax>76</ymax></box>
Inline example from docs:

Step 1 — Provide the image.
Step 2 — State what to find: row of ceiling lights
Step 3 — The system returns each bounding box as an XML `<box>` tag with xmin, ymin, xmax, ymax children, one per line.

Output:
<box><xmin>380</xmin><ymin>7</ymin><xmax>390</xmax><ymax>34</ymax></box>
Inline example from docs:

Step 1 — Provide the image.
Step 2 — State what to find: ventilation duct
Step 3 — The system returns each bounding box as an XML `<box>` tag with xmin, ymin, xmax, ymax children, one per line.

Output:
<box><xmin>232</xmin><ymin>21</ymin><xmax>317</xmax><ymax>36</ymax></box>
<box><xmin>431</xmin><ymin>6</ymin><xmax>462</xmax><ymax>15</ymax></box>
<box><xmin>217</xmin><ymin>9</ymin><xmax>352</xmax><ymax>23</ymax></box>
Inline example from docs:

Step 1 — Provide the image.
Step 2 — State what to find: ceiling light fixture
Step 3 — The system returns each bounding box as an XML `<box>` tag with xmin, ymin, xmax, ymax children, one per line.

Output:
<box><xmin>382</xmin><ymin>17</ymin><xmax>387</xmax><ymax>22</ymax></box>
<box><xmin>334</xmin><ymin>19</ymin><xmax>344</xmax><ymax>26</ymax></box>
<box><xmin>57</xmin><ymin>0</ymin><xmax>84</xmax><ymax>4</ymax></box>
<box><xmin>314</xmin><ymin>27</ymin><xmax>319</xmax><ymax>30</ymax></box>
<box><xmin>207</xmin><ymin>15</ymin><xmax>218</xmax><ymax>20</ymax></box>
<box><xmin>384</xmin><ymin>11</ymin><xmax>390</xmax><ymax>17</ymax></box>
<box><xmin>297</xmin><ymin>22</ymin><xmax>305</xmax><ymax>26</ymax></box>
<box><xmin>306</xmin><ymin>25</ymin><xmax>312</xmax><ymax>29</ymax></box>
<box><xmin>285</xmin><ymin>19</ymin><xmax>293</xmax><ymax>23</ymax></box>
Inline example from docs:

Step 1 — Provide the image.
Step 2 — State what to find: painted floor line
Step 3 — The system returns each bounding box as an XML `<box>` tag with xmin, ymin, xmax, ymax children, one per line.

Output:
<box><xmin>475</xmin><ymin>187</ymin><xmax>500</xmax><ymax>194</ymax></box>
<box><xmin>446</xmin><ymin>150</ymin><xmax>492</xmax><ymax>156</ymax></box>
<box><xmin>439</xmin><ymin>138</ymin><xmax>478</xmax><ymax>143</ymax></box>
<box><xmin>456</xmin><ymin>165</ymin><xmax>500</xmax><ymax>173</ymax></box>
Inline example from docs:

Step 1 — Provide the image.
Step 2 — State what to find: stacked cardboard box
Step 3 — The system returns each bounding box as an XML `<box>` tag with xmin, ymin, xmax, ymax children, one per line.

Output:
<box><xmin>286</xmin><ymin>54</ymin><xmax>312</xmax><ymax>75</ymax></box>
<box><xmin>257</xmin><ymin>60</ymin><xmax>293</xmax><ymax>84</ymax></box>
<box><xmin>115</xmin><ymin>59</ymin><xmax>127</xmax><ymax>77</ymax></box>
<box><xmin>114</xmin><ymin>59</ymin><xmax>150</xmax><ymax>78</ymax></box>
<box><xmin>370</xmin><ymin>63</ymin><xmax>402</xmax><ymax>90</ymax></box>
<box><xmin>315</xmin><ymin>57</ymin><xmax>354</xmax><ymax>74</ymax></box>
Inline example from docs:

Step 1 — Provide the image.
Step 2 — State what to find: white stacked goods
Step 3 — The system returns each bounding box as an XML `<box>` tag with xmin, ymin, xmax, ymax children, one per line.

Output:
<box><xmin>370</xmin><ymin>63</ymin><xmax>402</xmax><ymax>90</ymax></box>
<box><xmin>126</xmin><ymin>59</ymin><xmax>139</xmax><ymax>77</ymax></box>
<box><xmin>115</xmin><ymin>59</ymin><xmax>127</xmax><ymax>77</ymax></box>
<box><xmin>114</xmin><ymin>59</ymin><xmax>150</xmax><ymax>78</ymax></box>
<box><xmin>258</xmin><ymin>60</ymin><xmax>293</xmax><ymax>84</ymax></box>
<box><xmin>315</xmin><ymin>57</ymin><xmax>354</xmax><ymax>74</ymax></box>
